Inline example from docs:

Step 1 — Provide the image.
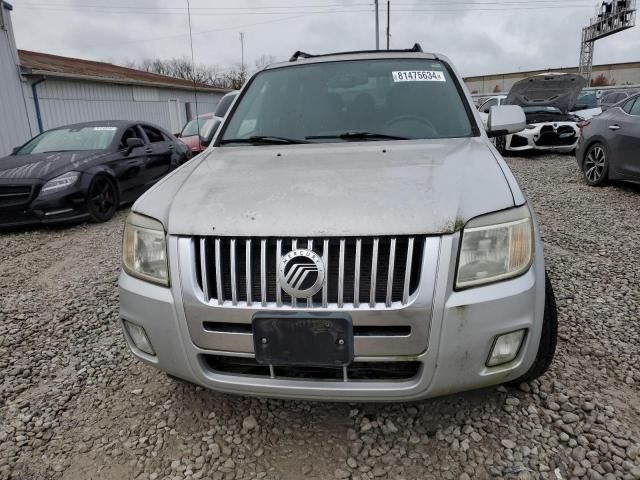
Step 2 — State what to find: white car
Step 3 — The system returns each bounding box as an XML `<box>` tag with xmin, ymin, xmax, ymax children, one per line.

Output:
<box><xmin>479</xmin><ymin>74</ymin><xmax>590</xmax><ymax>153</ymax></box>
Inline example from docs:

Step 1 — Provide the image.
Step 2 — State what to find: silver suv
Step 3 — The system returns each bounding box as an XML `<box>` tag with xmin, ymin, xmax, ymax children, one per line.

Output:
<box><xmin>119</xmin><ymin>45</ymin><xmax>558</xmax><ymax>402</ymax></box>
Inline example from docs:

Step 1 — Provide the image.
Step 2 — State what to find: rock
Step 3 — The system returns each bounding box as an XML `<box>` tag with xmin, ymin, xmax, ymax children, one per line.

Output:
<box><xmin>242</xmin><ymin>415</ymin><xmax>258</xmax><ymax>430</ymax></box>
<box><xmin>335</xmin><ymin>468</ymin><xmax>351</xmax><ymax>479</ymax></box>
<box><xmin>562</xmin><ymin>413</ymin><xmax>580</xmax><ymax>424</ymax></box>
<box><xmin>501</xmin><ymin>439</ymin><xmax>517</xmax><ymax>449</ymax></box>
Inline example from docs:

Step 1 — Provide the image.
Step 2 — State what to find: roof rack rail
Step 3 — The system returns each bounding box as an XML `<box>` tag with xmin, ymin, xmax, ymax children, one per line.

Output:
<box><xmin>289</xmin><ymin>51</ymin><xmax>314</xmax><ymax>62</ymax></box>
<box><xmin>289</xmin><ymin>43</ymin><xmax>425</xmax><ymax>62</ymax></box>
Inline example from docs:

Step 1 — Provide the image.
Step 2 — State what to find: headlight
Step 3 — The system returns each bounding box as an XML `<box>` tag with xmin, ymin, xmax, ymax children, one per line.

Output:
<box><xmin>39</xmin><ymin>171</ymin><xmax>80</xmax><ymax>195</ymax></box>
<box><xmin>456</xmin><ymin>205</ymin><xmax>534</xmax><ymax>289</ymax></box>
<box><xmin>122</xmin><ymin>212</ymin><xmax>169</xmax><ymax>286</ymax></box>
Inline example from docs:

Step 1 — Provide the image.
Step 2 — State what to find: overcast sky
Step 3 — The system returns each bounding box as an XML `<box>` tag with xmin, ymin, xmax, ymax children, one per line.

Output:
<box><xmin>9</xmin><ymin>0</ymin><xmax>640</xmax><ymax>77</ymax></box>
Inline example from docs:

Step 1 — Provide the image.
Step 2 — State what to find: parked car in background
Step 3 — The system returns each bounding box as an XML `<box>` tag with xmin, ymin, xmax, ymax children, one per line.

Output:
<box><xmin>119</xmin><ymin>45</ymin><xmax>558</xmax><ymax>402</ymax></box>
<box><xmin>0</xmin><ymin>120</ymin><xmax>191</xmax><ymax>228</ymax></box>
<box><xmin>572</xmin><ymin>90</ymin><xmax>602</xmax><ymax>120</ymax></box>
<box><xmin>576</xmin><ymin>92</ymin><xmax>640</xmax><ymax>186</ymax></box>
<box><xmin>177</xmin><ymin>113</ymin><xmax>222</xmax><ymax>154</ymax></box>
<box><xmin>478</xmin><ymin>95</ymin><xmax>507</xmax><ymax>114</ymax></box>
<box><xmin>479</xmin><ymin>74</ymin><xmax>586</xmax><ymax>153</ymax></box>
<box><xmin>599</xmin><ymin>89</ymin><xmax>639</xmax><ymax>111</ymax></box>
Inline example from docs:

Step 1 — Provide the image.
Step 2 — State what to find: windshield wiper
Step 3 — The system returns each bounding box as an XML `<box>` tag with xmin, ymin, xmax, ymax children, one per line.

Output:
<box><xmin>219</xmin><ymin>135</ymin><xmax>309</xmax><ymax>145</ymax></box>
<box><xmin>306</xmin><ymin>131</ymin><xmax>409</xmax><ymax>141</ymax></box>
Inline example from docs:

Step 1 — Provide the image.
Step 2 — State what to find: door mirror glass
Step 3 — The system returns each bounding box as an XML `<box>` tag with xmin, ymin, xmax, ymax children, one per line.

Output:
<box><xmin>487</xmin><ymin>105</ymin><xmax>526</xmax><ymax>137</ymax></box>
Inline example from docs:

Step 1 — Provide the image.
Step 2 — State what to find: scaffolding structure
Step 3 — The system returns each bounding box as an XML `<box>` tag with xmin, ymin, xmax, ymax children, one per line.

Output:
<box><xmin>579</xmin><ymin>0</ymin><xmax>636</xmax><ymax>84</ymax></box>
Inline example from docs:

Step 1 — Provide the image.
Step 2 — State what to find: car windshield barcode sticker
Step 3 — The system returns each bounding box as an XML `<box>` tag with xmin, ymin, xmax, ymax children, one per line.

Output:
<box><xmin>392</xmin><ymin>71</ymin><xmax>446</xmax><ymax>82</ymax></box>
<box><xmin>93</xmin><ymin>127</ymin><xmax>117</xmax><ymax>131</ymax></box>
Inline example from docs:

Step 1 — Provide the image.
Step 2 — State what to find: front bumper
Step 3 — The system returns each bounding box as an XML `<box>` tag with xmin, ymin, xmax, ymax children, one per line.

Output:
<box><xmin>0</xmin><ymin>185</ymin><xmax>91</xmax><ymax>229</ymax></box>
<box><xmin>506</xmin><ymin>123</ymin><xmax>579</xmax><ymax>153</ymax></box>
<box><xmin>119</xmin><ymin>229</ymin><xmax>546</xmax><ymax>402</ymax></box>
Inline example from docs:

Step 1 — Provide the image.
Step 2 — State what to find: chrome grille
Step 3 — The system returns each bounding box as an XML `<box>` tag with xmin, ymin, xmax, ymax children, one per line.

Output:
<box><xmin>195</xmin><ymin>237</ymin><xmax>424</xmax><ymax>308</ymax></box>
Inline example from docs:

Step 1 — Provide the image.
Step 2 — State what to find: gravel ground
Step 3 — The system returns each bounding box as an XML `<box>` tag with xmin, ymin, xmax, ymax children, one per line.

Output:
<box><xmin>0</xmin><ymin>153</ymin><xmax>639</xmax><ymax>480</ymax></box>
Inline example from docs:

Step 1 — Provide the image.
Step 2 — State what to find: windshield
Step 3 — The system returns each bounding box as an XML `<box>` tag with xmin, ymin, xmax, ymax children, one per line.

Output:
<box><xmin>181</xmin><ymin>118</ymin><xmax>211</xmax><ymax>138</ymax></box>
<box><xmin>574</xmin><ymin>92</ymin><xmax>598</xmax><ymax>110</ymax></box>
<box><xmin>16</xmin><ymin>126</ymin><xmax>117</xmax><ymax>155</ymax></box>
<box><xmin>221</xmin><ymin>59</ymin><xmax>474</xmax><ymax>144</ymax></box>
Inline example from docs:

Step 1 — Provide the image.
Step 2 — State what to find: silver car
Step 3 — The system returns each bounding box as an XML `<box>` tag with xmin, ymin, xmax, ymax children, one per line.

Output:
<box><xmin>118</xmin><ymin>46</ymin><xmax>558</xmax><ymax>402</ymax></box>
<box><xmin>576</xmin><ymin>92</ymin><xmax>640</xmax><ymax>186</ymax></box>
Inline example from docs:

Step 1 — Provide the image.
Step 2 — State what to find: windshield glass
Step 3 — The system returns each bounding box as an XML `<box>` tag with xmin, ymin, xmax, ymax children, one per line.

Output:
<box><xmin>181</xmin><ymin>118</ymin><xmax>211</xmax><ymax>137</ymax></box>
<box><xmin>574</xmin><ymin>92</ymin><xmax>598</xmax><ymax>109</ymax></box>
<box><xmin>16</xmin><ymin>126</ymin><xmax>117</xmax><ymax>154</ymax></box>
<box><xmin>221</xmin><ymin>59</ymin><xmax>474</xmax><ymax>144</ymax></box>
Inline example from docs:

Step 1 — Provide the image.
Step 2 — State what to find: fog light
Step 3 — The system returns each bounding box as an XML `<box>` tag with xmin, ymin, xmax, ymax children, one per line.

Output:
<box><xmin>123</xmin><ymin>320</ymin><xmax>155</xmax><ymax>355</ymax></box>
<box><xmin>487</xmin><ymin>330</ymin><xmax>526</xmax><ymax>367</ymax></box>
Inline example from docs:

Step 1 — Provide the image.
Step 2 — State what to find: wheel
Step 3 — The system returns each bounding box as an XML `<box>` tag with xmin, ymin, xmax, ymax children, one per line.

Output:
<box><xmin>583</xmin><ymin>143</ymin><xmax>608</xmax><ymax>186</ymax></box>
<box><xmin>513</xmin><ymin>272</ymin><xmax>558</xmax><ymax>383</ymax></box>
<box><xmin>88</xmin><ymin>175</ymin><xmax>118</xmax><ymax>222</ymax></box>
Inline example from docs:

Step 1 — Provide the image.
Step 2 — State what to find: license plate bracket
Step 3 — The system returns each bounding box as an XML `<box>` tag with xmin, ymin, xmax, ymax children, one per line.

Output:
<box><xmin>253</xmin><ymin>313</ymin><xmax>353</xmax><ymax>367</ymax></box>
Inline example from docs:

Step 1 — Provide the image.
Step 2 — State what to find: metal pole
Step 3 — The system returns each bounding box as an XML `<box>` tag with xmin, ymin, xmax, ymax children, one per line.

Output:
<box><xmin>386</xmin><ymin>0</ymin><xmax>390</xmax><ymax>50</ymax></box>
<box><xmin>240</xmin><ymin>32</ymin><xmax>245</xmax><ymax>72</ymax></box>
<box><xmin>375</xmin><ymin>0</ymin><xmax>379</xmax><ymax>50</ymax></box>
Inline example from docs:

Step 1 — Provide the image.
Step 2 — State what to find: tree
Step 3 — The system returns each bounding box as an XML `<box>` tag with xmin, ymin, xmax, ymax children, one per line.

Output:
<box><xmin>254</xmin><ymin>54</ymin><xmax>277</xmax><ymax>71</ymax></box>
<box><xmin>126</xmin><ymin>56</ymin><xmax>228</xmax><ymax>88</ymax></box>
<box><xmin>591</xmin><ymin>73</ymin><xmax>616</xmax><ymax>87</ymax></box>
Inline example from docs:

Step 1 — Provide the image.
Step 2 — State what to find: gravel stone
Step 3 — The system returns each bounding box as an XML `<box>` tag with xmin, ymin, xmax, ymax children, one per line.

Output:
<box><xmin>0</xmin><ymin>155</ymin><xmax>639</xmax><ymax>480</ymax></box>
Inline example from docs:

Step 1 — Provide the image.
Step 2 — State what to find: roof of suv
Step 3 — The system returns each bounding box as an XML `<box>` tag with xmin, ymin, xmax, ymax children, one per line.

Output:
<box><xmin>263</xmin><ymin>47</ymin><xmax>440</xmax><ymax>71</ymax></box>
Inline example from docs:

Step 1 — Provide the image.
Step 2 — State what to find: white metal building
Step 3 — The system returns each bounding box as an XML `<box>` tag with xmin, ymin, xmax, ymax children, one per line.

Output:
<box><xmin>0</xmin><ymin>0</ymin><xmax>229</xmax><ymax>156</ymax></box>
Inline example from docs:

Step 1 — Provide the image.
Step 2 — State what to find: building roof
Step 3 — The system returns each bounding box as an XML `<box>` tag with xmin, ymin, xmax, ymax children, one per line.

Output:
<box><xmin>464</xmin><ymin>60</ymin><xmax>640</xmax><ymax>82</ymax></box>
<box><xmin>18</xmin><ymin>50</ymin><xmax>230</xmax><ymax>93</ymax></box>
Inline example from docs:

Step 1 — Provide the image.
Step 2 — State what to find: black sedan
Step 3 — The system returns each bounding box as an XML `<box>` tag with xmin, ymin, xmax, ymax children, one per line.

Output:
<box><xmin>0</xmin><ymin>120</ymin><xmax>191</xmax><ymax>228</ymax></box>
<box><xmin>576</xmin><ymin>93</ymin><xmax>640</xmax><ymax>186</ymax></box>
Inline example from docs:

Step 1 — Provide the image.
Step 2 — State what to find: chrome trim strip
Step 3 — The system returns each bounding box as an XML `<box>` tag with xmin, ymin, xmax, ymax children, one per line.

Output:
<box><xmin>215</xmin><ymin>239</ymin><xmax>223</xmax><ymax>305</ymax></box>
<box><xmin>354</xmin><ymin>238</ymin><xmax>361</xmax><ymax>308</ymax></box>
<box><xmin>199</xmin><ymin>238</ymin><xmax>209</xmax><ymax>302</ymax></box>
<box><xmin>386</xmin><ymin>238</ymin><xmax>396</xmax><ymax>307</ymax></box>
<box><xmin>261</xmin><ymin>239</ymin><xmax>267</xmax><ymax>307</ymax></box>
<box><xmin>230</xmin><ymin>239</ymin><xmax>237</xmax><ymax>305</ymax></box>
<box><xmin>245</xmin><ymin>239</ymin><xmax>252</xmax><ymax>307</ymax></box>
<box><xmin>307</xmin><ymin>239</ymin><xmax>314</xmax><ymax>307</ymax></box>
<box><xmin>322</xmin><ymin>239</ymin><xmax>329</xmax><ymax>308</ymax></box>
<box><xmin>275</xmin><ymin>239</ymin><xmax>282</xmax><ymax>307</ymax></box>
<box><xmin>291</xmin><ymin>239</ymin><xmax>297</xmax><ymax>307</ymax></box>
<box><xmin>369</xmin><ymin>238</ymin><xmax>379</xmax><ymax>307</ymax></box>
<box><xmin>403</xmin><ymin>237</ymin><xmax>415</xmax><ymax>305</ymax></box>
<box><xmin>338</xmin><ymin>238</ymin><xmax>345</xmax><ymax>308</ymax></box>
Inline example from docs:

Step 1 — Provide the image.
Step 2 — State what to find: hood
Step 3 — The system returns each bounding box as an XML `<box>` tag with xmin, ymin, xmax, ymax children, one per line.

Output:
<box><xmin>0</xmin><ymin>150</ymin><xmax>112</xmax><ymax>181</ymax></box>
<box><xmin>506</xmin><ymin>73</ymin><xmax>586</xmax><ymax>114</ymax></box>
<box><xmin>136</xmin><ymin>138</ymin><xmax>516</xmax><ymax>237</ymax></box>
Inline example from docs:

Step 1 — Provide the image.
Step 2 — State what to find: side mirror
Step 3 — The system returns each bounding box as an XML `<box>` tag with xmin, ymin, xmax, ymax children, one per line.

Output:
<box><xmin>199</xmin><ymin>135</ymin><xmax>212</xmax><ymax>148</ymax></box>
<box><xmin>11</xmin><ymin>147</ymin><xmax>19</xmax><ymax>155</ymax></box>
<box><xmin>174</xmin><ymin>132</ymin><xmax>181</xmax><ymax>138</ymax></box>
<box><xmin>125</xmin><ymin>137</ymin><xmax>145</xmax><ymax>154</ymax></box>
<box><xmin>487</xmin><ymin>105</ymin><xmax>526</xmax><ymax>137</ymax></box>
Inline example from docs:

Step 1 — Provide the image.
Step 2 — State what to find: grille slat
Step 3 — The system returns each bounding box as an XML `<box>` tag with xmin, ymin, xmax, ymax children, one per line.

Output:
<box><xmin>0</xmin><ymin>185</ymin><xmax>33</xmax><ymax>207</ymax></box>
<box><xmin>196</xmin><ymin>236</ymin><xmax>424</xmax><ymax>309</ymax></box>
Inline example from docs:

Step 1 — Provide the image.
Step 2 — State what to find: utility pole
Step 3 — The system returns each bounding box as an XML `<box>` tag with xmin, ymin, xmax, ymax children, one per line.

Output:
<box><xmin>386</xmin><ymin>0</ymin><xmax>390</xmax><ymax>50</ymax></box>
<box><xmin>239</xmin><ymin>32</ymin><xmax>245</xmax><ymax>72</ymax></box>
<box><xmin>374</xmin><ymin>0</ymin><xmax>379</xmax><ymax>50</ymax></box>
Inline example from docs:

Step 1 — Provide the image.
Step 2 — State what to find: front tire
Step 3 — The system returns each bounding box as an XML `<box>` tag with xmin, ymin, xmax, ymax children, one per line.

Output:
<box><xmin>583</xmin><ymin>143</ymin><xmax>608</xmax><ymax>186</ymax></box>
<box><xmin>513</xmin><ymin>272</ymin><xmax>558</xmax><ymax>383</ymax></box>
<box><xmin>495</xmin><ymin>135</ymin><xmax>507</xmax><ymax>155</ymax></box>
<box><xmin>88</xmin><ymin>175</ymin><xmax>118</xmax><ymax>222</ymax></box>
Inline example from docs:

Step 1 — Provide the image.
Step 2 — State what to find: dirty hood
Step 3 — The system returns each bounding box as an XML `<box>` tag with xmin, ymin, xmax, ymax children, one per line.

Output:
<box><xmin>138</xmin><ymin>138</ymin><xmax>516</xmax><ymax>237</ymax></box>
<box><xmin>0</xmin><ymin>150</ymin><xmax>111</xmax><ymax>181</ymax></box>
<box><xmin>506</xmin><ymin>73</ymin><xmax>586</xmax><ymax>114</ymax></box>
